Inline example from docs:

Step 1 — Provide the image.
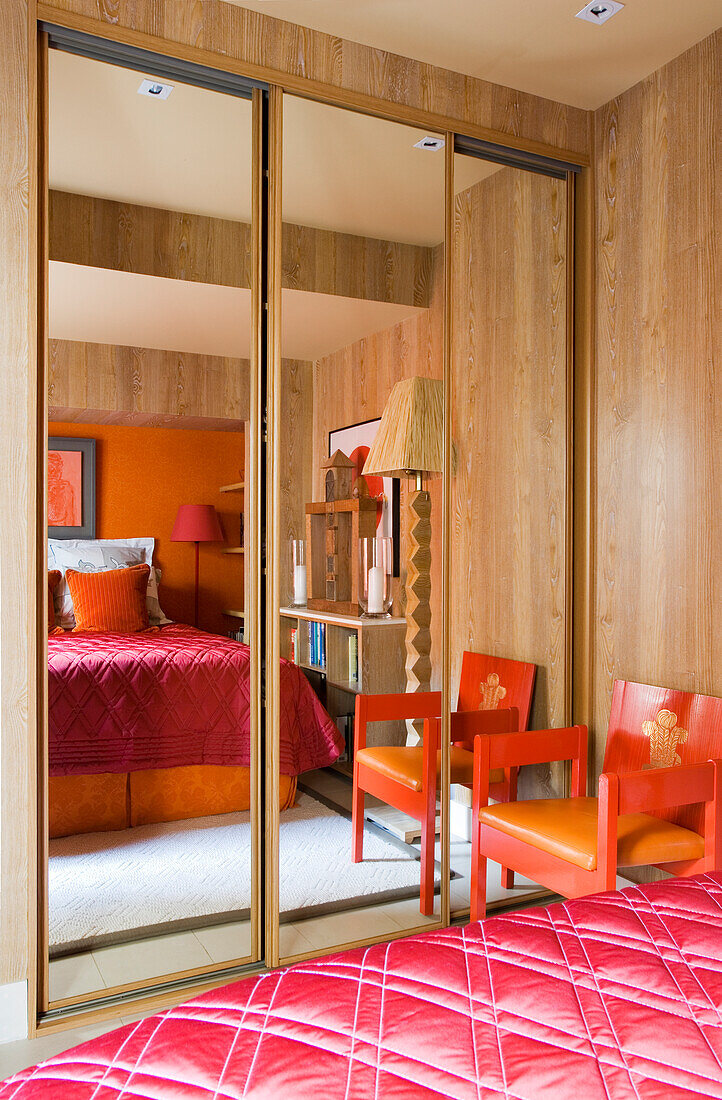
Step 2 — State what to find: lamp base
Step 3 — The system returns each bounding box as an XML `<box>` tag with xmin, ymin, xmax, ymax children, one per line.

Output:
<box><xmin>405</xmin><ymin>487</ymin><xmax>432</xmax><ymax>744</ymax></box>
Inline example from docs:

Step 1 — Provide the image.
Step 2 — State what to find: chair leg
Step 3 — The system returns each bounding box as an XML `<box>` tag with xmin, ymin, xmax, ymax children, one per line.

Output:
<box><xmin>420</xmin><ymin>815</ymin><xmax>434</xmax><ymax>916</ymax></box>
<box><xmin>501</xmin><ymin>867</ymin><xmax>515</xmax><ymax>890</ymax></box>
<box><xmin>352</xmin><ymin>778</ymin><xmax>364</xmax><ymax>864</ymax></box>
<box><xmin>470</xmin><ymin>818</ymin><xmax>487</xmax><ymax>922</ymax></box>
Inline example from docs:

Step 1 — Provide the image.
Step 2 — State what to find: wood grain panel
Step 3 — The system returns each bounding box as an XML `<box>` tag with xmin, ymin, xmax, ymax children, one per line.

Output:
<box><xmin>38</xmin><ymin>0</ymin><xmax>589</xmax><ymax>162</ymax></box>
<box><xmin>0</xmin><ymin>0</ymin><xmax>34</xmax><ymax>991</ymax></box>
<box><xmin>592</xmin><ymin>30</ymin><xmax>722</xmax><ymax>815</ymax></box>
<box><xmin>451</xmin><ymin>165</ymin><xmax>569</xmax><ymax>798</ymax></box>
<box><xmin>48</xmin><ymin>339</ymin><xmax>249</xmax><ymax>422</ymax></box>
<box><xmin>50</xmin><ymin>191</ymin><xmax>432</xmax><ymax>307</ymax></box>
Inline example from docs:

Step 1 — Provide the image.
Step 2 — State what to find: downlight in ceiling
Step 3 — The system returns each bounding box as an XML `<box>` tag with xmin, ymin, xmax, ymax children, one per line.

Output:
<box><xmin>575</xmin><ymin>0</ymin><xmax>624</xmax><ymax>25</ymax></box>
<box><xmin>138</xmin><ymin>79</ymin><xmax>174</xmax><ymax>99</ymax></box>
<box><xmin>413</xmin><ymin>136</ymin><xmax>445</xmax><ymax>151</ymax></box>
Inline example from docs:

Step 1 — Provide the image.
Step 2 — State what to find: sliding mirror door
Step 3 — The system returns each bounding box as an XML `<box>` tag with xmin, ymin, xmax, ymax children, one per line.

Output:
<box><xmin>271</xmin><ymin>94</ymin><xmax>448</xmax><ymax>963</ymax></box>
<box><xmin>448</xmin><ymin>148</ymin><xmax>572</xmax><ymax>920</ymax></box>
<box><xmin>44</xmin><ymin>45</ymin><xmax>261</xmax><ymax>1009</ymax></box>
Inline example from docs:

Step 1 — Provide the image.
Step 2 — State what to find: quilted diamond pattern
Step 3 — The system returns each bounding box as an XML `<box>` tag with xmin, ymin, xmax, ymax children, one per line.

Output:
<box><xmin>48</xmin><ymin>625</ymin><xmax>343</xmax><ymax>776</ymax></box>
<box><xmin>4</xmin><ymin>875</ymin><xmax>722</xmax><ymax>1098</ymax></box>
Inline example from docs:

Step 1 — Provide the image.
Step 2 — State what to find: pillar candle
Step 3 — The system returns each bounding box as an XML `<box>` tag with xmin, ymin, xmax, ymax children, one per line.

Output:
<box><xmin>367</xmin><ymin>565</ymin><xmax>384</xmax><ymax>614</ymax></box>
<box><xmin>294</xmin><ymin>564</ymin><xmax>307</xmax><ymax>605</ymax></box>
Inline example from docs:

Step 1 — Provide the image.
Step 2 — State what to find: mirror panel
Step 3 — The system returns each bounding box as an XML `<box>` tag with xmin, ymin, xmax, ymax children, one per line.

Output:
<box><xmin>274</xmin><ymin>93</ymin><xmax>447</xmax><ymax>962</ymax></box>
<box><xmin>45</xmin><ymin>49</ymin><xmax>259</xmax><ymax>1006</ymax></box>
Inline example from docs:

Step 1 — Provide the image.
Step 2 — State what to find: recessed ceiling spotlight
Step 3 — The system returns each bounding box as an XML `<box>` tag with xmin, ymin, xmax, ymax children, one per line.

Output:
<box><xmin>138</xmin><ymin>78</ymin><xmax>174</xmax><ymax>99</ymax></box>
<box><xmin>575</xmin><ymin>0</ymin><xmax>623</xmax><ymax>25</ymax></box>
<box><xmin>414</xmin><ymin>136</ymin><xmax>445</xmax><ymax>151</ymax></box>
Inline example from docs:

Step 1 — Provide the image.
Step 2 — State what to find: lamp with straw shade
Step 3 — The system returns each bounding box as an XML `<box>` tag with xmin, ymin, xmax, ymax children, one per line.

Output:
<box><xmin>171</xmin><ymin>504</ymin><xmax>224</xmax><ymax>628</ymax></box>
<box><xmin>363</xmin><ymin>377</ymin><xmax>443</xmax><ymax>742</ymax></box>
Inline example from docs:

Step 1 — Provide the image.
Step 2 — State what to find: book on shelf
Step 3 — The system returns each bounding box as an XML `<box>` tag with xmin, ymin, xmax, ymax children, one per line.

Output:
<box><xmin>306</xmin><ymin>620</ymin><xmax>326</xmax><ymax>669</ymax></box>
<box><xmin>290</xmin><ymin>627</ymin><xmax>297</xmax><ymax>663</ymax></box>
<box><xmin>348</xmin><ymin>635</ymin><xmax>358</xmax><ymax>682</ymax></box>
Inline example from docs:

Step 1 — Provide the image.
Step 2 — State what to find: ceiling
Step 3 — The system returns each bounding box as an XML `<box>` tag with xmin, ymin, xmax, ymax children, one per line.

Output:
<box><xmin>49</xmin><ymin>50</ymin><xmax>492</xmax><ymax>246</ymax></box>
<box><xmin>226</xmin><ymin>0</ymin><xmax>721</xmax><ymax>110</ymax></box>
<box><xmin>49</xmin><ymin>262</ymin><xmax>422</xmax><ymax>361</ymax></box>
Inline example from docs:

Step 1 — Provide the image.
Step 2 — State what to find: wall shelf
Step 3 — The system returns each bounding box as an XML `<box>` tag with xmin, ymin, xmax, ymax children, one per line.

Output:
<box><xmin>223</xmin><ymin>547</ymin><xmax>245</xmax><ymax>555</ymax></box>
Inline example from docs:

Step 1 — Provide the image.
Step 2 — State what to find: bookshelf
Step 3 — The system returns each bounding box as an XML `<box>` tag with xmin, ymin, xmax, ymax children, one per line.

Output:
<box><xmin>279</xmin><ymin>606</ymin><xmax>406</xmax><ymax>758</ymax></box>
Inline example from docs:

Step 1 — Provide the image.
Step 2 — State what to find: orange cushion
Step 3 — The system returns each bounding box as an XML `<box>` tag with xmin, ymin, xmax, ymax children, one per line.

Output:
<box><xmin>357</xmin><ymin>745</ymin><xmax>504</xmax><ymax>793</ymax></box>
<box><xmin>67</xmin><ymin>563</ymin><xmax>150</xmax><ymax>632</ymax></box>
<box><xmin>48</xmin><ymin>570</ymin><xmax>62</xmax><ymax>632</ymax></box>
<box><xmin>478</xmin><ymin>796</ymin><xmax>705</xmax><ymax>871</ymax></box>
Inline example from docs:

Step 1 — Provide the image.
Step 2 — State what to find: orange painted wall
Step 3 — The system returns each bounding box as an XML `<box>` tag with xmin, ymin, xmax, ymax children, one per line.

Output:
<box><xmin>49</xmin><ymin>422</ymin><xmax>244</xmax><ymax>636</ymax></box>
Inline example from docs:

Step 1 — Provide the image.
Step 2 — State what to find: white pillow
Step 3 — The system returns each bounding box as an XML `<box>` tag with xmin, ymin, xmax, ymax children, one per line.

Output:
<box><xmin>48</xmin><ymin>538</ymin><xmax>172</xmax><ymax>628</ymax></box>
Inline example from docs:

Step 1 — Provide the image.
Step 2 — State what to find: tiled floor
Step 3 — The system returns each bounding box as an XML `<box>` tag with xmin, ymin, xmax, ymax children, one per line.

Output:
<box><xmin>49</xmin><ymin>920</ymin><xmax>252</xmax><ymax>1002</ymax></box>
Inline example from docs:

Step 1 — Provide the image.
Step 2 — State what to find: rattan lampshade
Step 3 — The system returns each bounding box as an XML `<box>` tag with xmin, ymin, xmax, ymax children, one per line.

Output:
<box><xmin>362</xmin><ymin>377</ymin><xmax>444</xmax><ymax>478</ymax></box>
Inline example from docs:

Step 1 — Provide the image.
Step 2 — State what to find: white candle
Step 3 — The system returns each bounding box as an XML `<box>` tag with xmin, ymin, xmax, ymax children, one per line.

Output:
<box><xmin>367</xmin><ymin>565</ymin><xmax>384</xmax><ymax>614</ymax></box>
<box><xmin>294</xmin><ymin>564</ymin><xmax>307</xmax><ymax>605</ymax></box>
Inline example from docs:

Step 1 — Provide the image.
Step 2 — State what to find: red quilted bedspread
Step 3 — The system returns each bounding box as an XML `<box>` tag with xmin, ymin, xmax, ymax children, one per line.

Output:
<box><xmin>48</xmin><ymin>624</ymin><xmax>342</xmax><ymax>776</ymax></box>
<box><xmin>6</xmin><ymin>874</ymin><xmax>722</xmax><ymax>1098</ymax></box>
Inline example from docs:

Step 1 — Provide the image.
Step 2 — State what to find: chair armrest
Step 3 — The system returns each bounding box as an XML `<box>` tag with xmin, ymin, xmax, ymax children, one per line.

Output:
<box><xmin>597</xmin><ymin>760</ymin><xmax>722</xmax><ymax>877</ymax></box>
<box><xmin>599</xmin><ymin>760</ymin><xmax>719</xmax><ymax>817</ymax></box>
<box><xmin>354</xmin><ymin>691</ymin><xmax>442</xmax><ymax>753</ymax></box>
<box><xmin>472</xmin><ymin>725</ymin><xmax>587</xmax><ymax>814</ymax></box>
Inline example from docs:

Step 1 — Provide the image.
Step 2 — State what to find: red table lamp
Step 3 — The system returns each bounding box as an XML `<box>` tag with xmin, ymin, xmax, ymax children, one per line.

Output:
<box><xmin>171</xmin><ymin>504</ymin><xmax>224</xmax><ymax>627</ymax></box>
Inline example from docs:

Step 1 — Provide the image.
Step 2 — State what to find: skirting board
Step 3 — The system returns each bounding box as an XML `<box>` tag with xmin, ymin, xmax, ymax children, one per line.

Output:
<box><xmin>0</xmin><ymin>981</ymin><xmax>27</xmax><ymax>1044</ymax></box>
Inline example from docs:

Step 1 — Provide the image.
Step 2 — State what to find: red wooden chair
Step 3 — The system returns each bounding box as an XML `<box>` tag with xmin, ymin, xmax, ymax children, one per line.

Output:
<box><xmin>470</xmin><ymin>679</ymin><xmax>722</xmax><ymax>920</ymax></box>
<box><xmin>352</xmin><ymin>652</ymin><xmax>536</xmax><ymax>912</ymax></box>
<box><xmin>456</xmin><ymin>652</ymin><xmax>535</xmax><ymax>887</ymax></box>
<box><xmin>353</xmin><ymin>699</ymin><xmax>519</xmax><ymax>914</ymax></box>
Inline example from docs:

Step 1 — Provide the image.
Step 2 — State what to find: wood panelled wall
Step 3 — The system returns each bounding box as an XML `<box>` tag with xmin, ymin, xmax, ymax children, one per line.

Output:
<box><xmin>451</xmin><ymin>166</ymin><xmax>569</xmax><ymax>796</ymax></box>
<box><xmin>49</xmin><ymin>339</ymin><xmax>249</xmax><ymax>426</ymax></box>
<box><xmin>591</xmin><ymin>30</ymin><xmax>722</xmax><ymax>793</ymax></box>
<box><xmin>0</xmin><ymin>0</ymin><xmax>34</xmax><ymax>992</ymax></box>
<box><xmin>50</xmin><ymin>192</ymin><xmax>433</xmax><ymax>308</ymax></box>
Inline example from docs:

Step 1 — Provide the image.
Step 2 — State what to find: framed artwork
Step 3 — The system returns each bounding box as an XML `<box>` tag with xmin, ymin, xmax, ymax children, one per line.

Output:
<box><xmin>48</xmin><ymin>437</ymin><xmax>96</xmax><ymax>539</ymax></box>
<box><xmin>329</xmin><ymin>418</ymin><xmax>401</xmax><ymax>576</ymax></box>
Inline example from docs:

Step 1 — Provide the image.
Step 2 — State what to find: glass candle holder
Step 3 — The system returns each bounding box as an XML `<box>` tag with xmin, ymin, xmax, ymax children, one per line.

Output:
<box><xmin>358</xmin><ymin>537</ymin><xmax>392</xmax><ymax>617</ymax></box>
<box><xmin>291</xmin><ymin>539</ymin><xmax>307</xmax><ymax>606</ymax></box>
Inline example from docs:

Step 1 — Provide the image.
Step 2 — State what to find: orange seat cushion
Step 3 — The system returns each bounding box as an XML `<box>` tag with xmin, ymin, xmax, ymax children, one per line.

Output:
<box><xmin>357</xmin><ymin>746</ymin><xmax>504</xmax><ymax>792</ymax></box>
<box><xmin>66</xmin><ymin>563</ymin><xmax>150</xmax><ymax>632</ymax></box>
<box><xmin>478</xmin><ymin>796</ymin><xmax>705</xmax><ymax>871</ymax></box>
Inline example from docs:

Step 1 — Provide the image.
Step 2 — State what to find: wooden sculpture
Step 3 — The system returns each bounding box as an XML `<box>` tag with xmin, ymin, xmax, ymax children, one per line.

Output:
<box><xmin>306</xmin><ymin>451</ymin><xmax>376</xmax><ymax>616</ymax></box>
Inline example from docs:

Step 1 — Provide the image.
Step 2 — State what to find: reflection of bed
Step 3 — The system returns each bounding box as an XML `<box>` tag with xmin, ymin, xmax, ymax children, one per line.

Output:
<box><xmin>48</xmin><ymin>624</ymin><xmax>343</xmax><ymax>837</ymax></box>
<box><xmin>5</xmin><ymin>874</ymin><xmax>722</xmax><ymax>1097</ymax></box>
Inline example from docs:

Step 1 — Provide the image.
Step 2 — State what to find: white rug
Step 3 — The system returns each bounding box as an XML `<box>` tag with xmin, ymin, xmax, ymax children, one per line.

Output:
<box><xmin>49</xmin><ymin>793</ymin><xmax>440</xmax><ymax>953</ymax></box>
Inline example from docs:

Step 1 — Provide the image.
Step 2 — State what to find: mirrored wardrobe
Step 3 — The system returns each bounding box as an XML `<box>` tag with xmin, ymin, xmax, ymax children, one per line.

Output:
<box><xmin>38</xmin><ymin>25</ymin><xmax>576</xmax><ymax>1020</ymax></box>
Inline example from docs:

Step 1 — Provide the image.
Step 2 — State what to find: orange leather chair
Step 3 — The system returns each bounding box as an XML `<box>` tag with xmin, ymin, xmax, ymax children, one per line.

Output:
<box><xmin>470</xmin><ymin>679</ymin><xmax>722</xmax><ymax>920</ymax></box>
<box><xmin>353</xmin><ymin>698</ymin><xmax>519</xmax><ymax>914</ymax></box>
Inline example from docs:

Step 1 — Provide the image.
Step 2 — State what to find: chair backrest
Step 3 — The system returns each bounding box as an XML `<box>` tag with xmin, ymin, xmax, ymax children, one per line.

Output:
<box><xmin>604</xmin><ymin>679</ymin><xmax>722</xmax><ymax>833</ymax></box>
<box><xmin>457</xmin><ymin>652</ymin><xmax>536</xmax><ymax>731</ymax></box>
<box><xmin>449</xmin><ymin>706</ymin><xmax>520</xmax><ymax>753</ymax></box>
